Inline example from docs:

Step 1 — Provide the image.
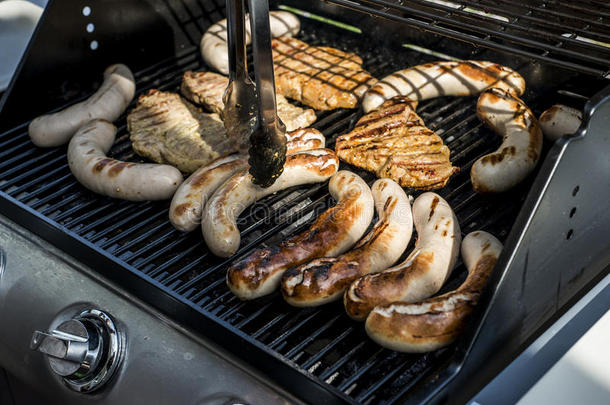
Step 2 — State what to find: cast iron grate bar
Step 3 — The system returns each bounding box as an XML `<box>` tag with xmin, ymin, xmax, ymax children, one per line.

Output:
<box><xmin>325</xmin><ymin>0</ymin><xmax>610</xmax><ymax>77</ymax></box>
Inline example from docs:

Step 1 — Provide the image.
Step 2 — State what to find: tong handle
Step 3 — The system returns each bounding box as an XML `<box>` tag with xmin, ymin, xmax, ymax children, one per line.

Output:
<box><xmin>247</xmin><ymin>0</ymin><xmax>282</xmax><ymax>130</ymax></box>
<box><xmin>226</xmin><ymin>0</ymin><xmax>248</xmax><ymax>80</ymax></box>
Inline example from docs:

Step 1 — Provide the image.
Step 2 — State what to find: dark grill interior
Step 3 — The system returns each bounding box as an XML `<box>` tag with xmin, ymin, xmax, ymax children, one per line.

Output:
<box><xmin>0</xmin><ymin>1</ymin><xmax>606</xmax><ymax>403</ymax></box>
<box><xmin>326</xmin><ymin>0</ymin><xmax>610</xmax><ymax>78</ymax></box>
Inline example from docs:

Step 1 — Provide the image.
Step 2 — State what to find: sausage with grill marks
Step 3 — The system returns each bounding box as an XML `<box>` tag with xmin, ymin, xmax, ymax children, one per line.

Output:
<box><xmin>170</xmin><ymin>154</ymin><xmax>248</xmax><ymax>232</ymax></box>
<box><xmin>362</xmin><ymin>60</ymin><xmax>525</xmax><ymax>113</ymax></box>
<box><xmin>29</xmin><ymin>64</ymin><xmax>135</xmax><ymax>147</ymax></box>
<box><xmin>344</xmin><ymin>192</ymin><xmax>461</xmax><ymax>320</ymax></box>
<box><xmin>281</xmin><ymin>178</ymin><xmax>412</xmax><ymax>306</ymax></box>
<box><xmin>471</xmin><ymin>88</ymin><xmax>543</xmax><ymax>193</ymax></box>
<box><xmin>539</xmin><ymin>104</ymin><xmax>582</xmax><ymax>142</ymax></box>
<box><xmin>202</xmin><ymin>149</ymin><xmax>339</xmax><ymax>258</ymax></box>
<box><xmin>365</xmin><ymin>231</ymin><xmax>502</xmax><ymax>352</ymax></box>
<box><xmin>200</xmin><ymin>11</ymin><xmax>300</xmax><ymax>75</ymax></box>
<box><xmin>227</xmin><ymin>171</ymin><xmax>375</xmax><ymax>300</ymax></box>
<box><xmin>170</xmin><ymin>128</ymin><xmax>325</xmax><ymax>232</ymax></box>
<box><xmin>67</xmin><ymin>119</ymin><xmax>183</xmax><ymax>201</ymax></box>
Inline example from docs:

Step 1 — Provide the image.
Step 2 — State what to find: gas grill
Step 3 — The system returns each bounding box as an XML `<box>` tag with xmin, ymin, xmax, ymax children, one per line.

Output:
<box><xmin>1</xmin><ymin>1</ymin><xmax>609</xmax><ymax>404</ymax></box>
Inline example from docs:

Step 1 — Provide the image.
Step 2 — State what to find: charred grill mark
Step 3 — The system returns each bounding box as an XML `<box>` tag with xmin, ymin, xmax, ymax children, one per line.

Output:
<box><xmin>481</xmin><ymin>146</ymin><xmax>516</xmax><ymax>165</ymax></box>
<box><xmin>173</xmin><ymin>203</ymin><xmax>190</xmax><ymax>217</ymax></box>
<box><xmin>107</xmin><ymin>161</ymin><xmax>135</xmax><ymax>177</ymax></box>
<box><xmin>355</xmin><ymin>104</ymin><xmax>410</xmax><ymax>127</ymax></box>
<box><xmin>383</xmin><ymin>196</ymin><xmax>395</xmax><ymax>212</ymax></box>
<box><xmin>92</xmin><ymin>158</ymin><xmax>114</xmax><ymax>173</ymax></box>
<box><xmin>429</xmin><ymin>196</ymin><xmax>440</xmax><ymax>221</ymax></box>
<box><xmin>272</xmin><ymin>37</ymin><xmax>374</xmax><ymax>105</ymax></box>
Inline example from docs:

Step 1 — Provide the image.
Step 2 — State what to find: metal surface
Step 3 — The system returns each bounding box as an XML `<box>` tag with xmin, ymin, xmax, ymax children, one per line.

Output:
<box><xmin>31</xmin><ymin>320</ymin><xmax>96</xmax><ymax>377</ymax></box>
<box><xmin>0</xmin><ymin>215</ymin><xmax>295</xmax><ymax>405</ymax></box>
<box><xmin>30</xmin><ymin>308</ymin><xmax>123</xmax><ymax>393</ymax></box>
<box><xmin>0</xmin><ymin>247</ymin><xmax>5</xmax><ymax>283</ymax></box>
<box><xmin>224</xmin><ymin>0</ymin><xmax>258</xmax><ymax>152</ymax></box>
<box><xmin>246</xmin><ymin>0</ymin><xmax>286</xmax><ymax>186</ymax></box>
<box><xmin>469</xmin><ymin>271</ymin><xmax>610</xmax><ymax>405</ymax></box>
<box><xmin>322</xmin><ymin>0</ymin><xmax>610</xmax><ymax>79</ymax></box>
<box><xmin>0</xmin><ymin>0</ymin><xmax>608</xmax><ymax>404</ymax></box>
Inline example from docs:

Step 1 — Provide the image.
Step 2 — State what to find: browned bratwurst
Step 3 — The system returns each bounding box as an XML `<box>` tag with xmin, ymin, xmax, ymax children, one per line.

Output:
<box><xmin>344</xmin><ymin>192</ymin><xmax>461</xmax><ymax>320</ymax></box>
<box><xmin>365</xmin><ymin>231</ymin><xmax>502</xmax><ymax>352</ymax></box>
<box><xmin>226</xmin><ymin>171</ymin><xmax>374</xmax><ymax>300</ymax></box>
<box><xmin>281</xmin><ymin>178</ymin><xmax>412</xmax><ymax>306</ymax></box>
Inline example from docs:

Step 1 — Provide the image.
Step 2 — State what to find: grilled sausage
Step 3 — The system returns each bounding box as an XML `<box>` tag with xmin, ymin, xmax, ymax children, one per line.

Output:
<box><xmin>29</xmin><ymin>64</ymin><xmax>135</xmax><ymax>147</ymax></box>
<box><xmin>170</xmin><ymin>154</ymin><xmax>248</xmax><ymax>232</ymax></box>
<box><xmin>344</xmin><ymin>192</ymin><xmax>460</xmax><ymax>320</ymax></box>
<box><xmin>169</xmin><ymin>129</ymin><xmax>325</xmax><ymax>232</ymax></box>
<box><xmin>539</xmin><ymin>104</ymin><xmax>582</xmax><ymax>142</ymax></box>
<box><xmin>284</xmin><ymin>128</ymin><xmax>326</xmax><ymax>153</ymax></box>
<box><xmin>281</xmin><ymin>178</ymin><xmax>412</xmax><ymax>306</ymax></box>
<box><xmin>365</xmin><ymin>231</ymin><xmax>502</xmax><ymax>352</ymax></box>
<box><xmin>200</xmin><ymin>11</ymin><xmax>300</xmax><ymax>75</ymax></box>
<box><xmin>362</xmin><ymin>60</ymin><xmax>525</xmax><ymax>113</ymax></box>
<box><xmin>203</xmin><ymin>149</ymin><xmax>339</xmax><ymax>258</ymax></box>
<box><xmin>68</xmin><ymin>119</ymin><xmax>183</xmax><ymax>201</ymax></box>
<box><xmin>471</xmin><ymin>88</ymin><xmax>543</xmax><ymax>193</ymax></box>
<box><xmin>227</xmin><ymin>171</ymin><xmax>375</xmax><ymax>300</ymax></box>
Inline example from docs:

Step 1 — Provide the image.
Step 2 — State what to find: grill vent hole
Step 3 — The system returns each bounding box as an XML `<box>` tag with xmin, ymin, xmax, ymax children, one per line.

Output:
<box><xmin>82</xmin><ymin>6</ymin><xmax>91</xmax><ymax>16</ymax></box>
<box><xmin>566</xmin><ymin>229</ymin><xmax>574</xmax><ymax>240</ymax></box>
<box><xmin>572</xmin><ymin>185</ymin><xmax>580</xmax><ymax>196</ymax></box>
<box><xmin>90</xmin><ymin>41</ymin><xmax>98</xmax><ymax>50</ymax></box>
<box><xmin>87</xmin><ymin>23</ymin><xmax>95</xmax><ymax>33</ymax></box>
<box><xmin>569</xmin><ymin>207</ymin><xmax>576</xmax><ymax>218</ymax></box>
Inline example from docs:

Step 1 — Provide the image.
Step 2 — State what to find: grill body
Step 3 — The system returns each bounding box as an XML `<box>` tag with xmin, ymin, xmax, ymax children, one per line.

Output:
<box><xmin>0</xmin><ymin>1</ymin><xmax>609</xmax><ymax>404</ymax></box>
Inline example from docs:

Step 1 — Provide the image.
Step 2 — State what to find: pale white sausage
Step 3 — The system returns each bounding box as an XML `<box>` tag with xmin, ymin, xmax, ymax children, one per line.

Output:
<box><xmin>200</xmin><ymin>11</ymin><xmax>300</xmax><ymax>75</ymax></box>
<box><xmin>539</xmin><ymin>104</ymin><xmax>582</xmax><ymax>142</ymax></box>
<box><xmin>67</xmin><ymin>119</ymin><xmax>183</xmax><ymax>201</ymax></box>
<box><xmin>169</xmin><ymin>128</ymin><xmax>325</xmax><ymax>233</ymax></box>
<box><xmin>170</xmin><ymin>154</ymin><xmax>248</xmax><ymax>232</ymax></box>
<box><xmin>29</xmin><ymin>64</ymin><xmax>135</xmax><ymax>147</ymax></box>
<box><xmin>362</xmin><ymin>60</ymin><xmax>525</xmax><ymax>113</ymax></box>
<box><xmin>281</xmin><ymin>178</ymin><xmax>413</xmax><ymax>306</ymax></box>
<box><xmin>202</xmin><ymin>149</ymin><xmax>339</xmax><ymax>258</ymax></box>
<box><xmin>471</xmin><ymin>88</ymin><xmax>543</xmax><ymax>193</ymax></box>
<box><xmin>365</xmin><ymin>231</ymin><xmax>502</xmax><ymax>352</ymax></box>
<box><xmin>344</xmin><ymin>192</ymin><xmax>461</xmax><ymax>320</ymax></box>
<box><xmin>226</xmin><ymin>170</ymin><xmax>374</xmax><ymax>300</ymax></box>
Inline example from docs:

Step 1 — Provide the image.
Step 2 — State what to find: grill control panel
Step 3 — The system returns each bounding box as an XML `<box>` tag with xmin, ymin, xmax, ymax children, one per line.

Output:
<box><xmin>0</xmin><ymin>216</ymin><xmax>296</xmax><ymax>405</ymax></box>
<box><xmin>30</xmin><ymin>309</ymin><xmax>123</xmax><ymax>393</ymax></box>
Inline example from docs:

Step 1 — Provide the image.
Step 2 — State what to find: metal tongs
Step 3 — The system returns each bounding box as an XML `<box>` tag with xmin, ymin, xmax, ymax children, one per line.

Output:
<box><xmin>224</xmin><ymin>0</ymin><xmax>287</xmax><ymax>188</ymax></box>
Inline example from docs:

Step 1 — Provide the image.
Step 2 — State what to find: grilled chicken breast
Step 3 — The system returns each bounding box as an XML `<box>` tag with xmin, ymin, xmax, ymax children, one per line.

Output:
<box><xmin>336</xmin><ymin>97</ymin><xmax>458</xmax><ymax>190</ymax></box>
<box><xmin>127</xmin><ymin>89</ymin><xmax>234</xmax><ymax>173</ymax></box>
<box><xmin>181</xmin><ymin>70</ymin><xmax>317</xmax><ymax>131</ymax></box>
<box><xmin>272</xmin><ymin>36</ymin><xmax>377</xmax><ymax>110</ymax></box>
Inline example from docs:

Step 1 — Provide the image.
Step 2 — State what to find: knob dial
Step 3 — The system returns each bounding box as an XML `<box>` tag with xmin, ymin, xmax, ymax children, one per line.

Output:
<box><xmin>30</xmin><ymin>309</ymin><xmax>123</xmax><ymax>393</ymax></box>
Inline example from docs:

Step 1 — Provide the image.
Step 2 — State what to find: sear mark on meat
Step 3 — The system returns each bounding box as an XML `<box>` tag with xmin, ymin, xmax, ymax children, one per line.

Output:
<box><xmin>336</xmin><ymin>96</ymin><xmax>458</xmax><ymax>190</ymax></box>
<box><xmin>127</xmin><ymin>89</ymin><xmax>235</xmax><ymax>173</ymax></box>
<box><xmin>181</xmin><ymin>70</ymin><xmax>317</xmax><ymax>132</ymax></box>
<box><xmin>272</xmin><ymin>36</ymin><xmax>377</xmax><ymax>110</ymax></box>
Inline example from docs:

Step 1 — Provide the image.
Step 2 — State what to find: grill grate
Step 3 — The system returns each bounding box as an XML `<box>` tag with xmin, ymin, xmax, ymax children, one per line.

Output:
<box><xmin>325</xmin><ymin>0</ymin><xmax>610</xmax><ymax>78</ymax></box>
<box><xmin>0</xmin><ymin>2</ymin><xmax>603</xmax><ymax>404</ymax></box>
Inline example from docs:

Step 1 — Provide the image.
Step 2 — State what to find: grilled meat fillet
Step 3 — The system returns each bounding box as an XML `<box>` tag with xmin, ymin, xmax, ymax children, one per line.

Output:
<box><xmin>336</xmin><ymin>97</ymin><xmax>458</xmax><ymax>190</ymax></box>
<box><xmin>127</xmin><ymin>89</ymin><xmax>234</xmax><ymax>173</ymax></box>
<box><xmin>181</xmin><ymin>70</ymin><xmax>317</xmax><ymax>132</ymax></box>
<box><xmin>272</xmin><ymin>36</ymin><xmax>377</xmax><ymax>110</ymax></box>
